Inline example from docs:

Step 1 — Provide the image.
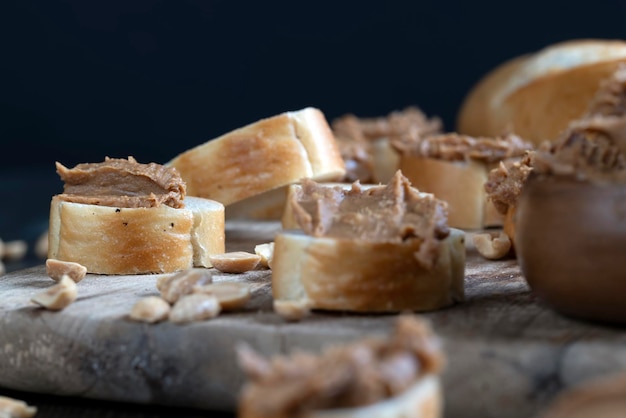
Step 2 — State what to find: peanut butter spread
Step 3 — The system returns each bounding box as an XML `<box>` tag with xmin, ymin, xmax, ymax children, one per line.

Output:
<box><xmin>290</xmin><ymin>171</ymin><xmax>449</xmax><ymax>268</ymax></box>
<box><xmin>484</xmin><ymin>151</ymin><xmax>535</xmax><ymax>215</ymax></box>
<box><xmin>237</xmin><ymin>315</ymin><xmax>443</xmax><ymax>418</ymax></box>
<box><xmin>533</xmin><ymin>65</ymin><xmax>626</xmax><ymax>183</ymax></box>
<box><xmin>393</xmin><ymin>132</ymin><xmax>533</xmax><ymax>163</ymax></box>
<box><xmin>56</xmin><ymin>156</ymin><xmax>186</xmax><ymax>208</ymax></box>
<box><xmin>332</xmin><ymin>107</ymin><xmax>442</xmax><ymax>182</ymax></box>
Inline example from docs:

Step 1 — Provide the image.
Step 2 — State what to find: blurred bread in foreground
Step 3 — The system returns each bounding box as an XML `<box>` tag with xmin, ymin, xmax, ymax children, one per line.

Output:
<box><xmin>237</xmin><ymin>315</ymin><xmax>444</xmax><ymax>418</ymax></box>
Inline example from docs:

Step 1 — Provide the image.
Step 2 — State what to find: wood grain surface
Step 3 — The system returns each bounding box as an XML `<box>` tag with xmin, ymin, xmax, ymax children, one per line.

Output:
<box><xmin>1</xmin><ymin>221</ymin><xmax>625</xmax><ymax>418</ymax></box>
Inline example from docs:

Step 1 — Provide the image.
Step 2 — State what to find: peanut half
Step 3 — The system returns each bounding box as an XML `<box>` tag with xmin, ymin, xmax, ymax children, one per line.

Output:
<box><xmin>45</xmin><ymin>259</ymin><xmax>87</xmax><ymax>283</ymax></box>
<box><xmin>209</xmin><ymin>252</ymin><xmax>261</xmax><ymax>274</ymax></box>
<box><xmin>254</xmin><ymin>242</ymin><xmax>274</xmax><ymax>269</ymax></box>
<box><xmin>0</xmin><ymin>396</ymin><xmax>37</xmax><ymax>418</ymax></box>
<box><xmin>193</xmin><ymin>282</ymin><xmax>251</xmax><ymax>311</ymax></box>
<box><xmin>31</xmin><ymin>275</ymin><xmax>77</xmax><ymax>311</ymax></box>
<box><xmin>473</xmin><ymin>231</ymin><xmax>512</xmax><ymax>260</ymax></box>
<box><xmin>129</xmin><ymin>296</ymin><xmax>171</xmax><ymax>323</ymax></box>
<box><xmin>169</xmin><ymin>293</ymin><xmax>221</xmax><ymax>324</ymax></box>
<box><xmin>157</xmin><ymin>268</ymin><xmax>214</xmax><ymax>303</ymax></box>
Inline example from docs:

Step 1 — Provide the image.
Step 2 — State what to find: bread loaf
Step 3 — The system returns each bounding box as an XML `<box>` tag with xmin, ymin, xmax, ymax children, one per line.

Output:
<box><xmin>168</xmin><ymin>107</ymin><xmax>346</xmax><ymax>212</ymax></box>
<box><xmin>457</xmin><ymin>39</ymin><xmax>626</xmax><ymax>145</ymax></box>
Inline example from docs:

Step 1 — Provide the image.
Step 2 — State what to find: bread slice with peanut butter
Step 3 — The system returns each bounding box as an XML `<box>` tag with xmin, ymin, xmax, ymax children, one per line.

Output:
<box><xmin>272</xmin><ymin>171</ymin><xmax>465</xmax><ymax>313</ymax></box>
<box><xmin>48</xmin><ymin>157</ymin><xmax>225</xmax><ymax>275</ymax></box>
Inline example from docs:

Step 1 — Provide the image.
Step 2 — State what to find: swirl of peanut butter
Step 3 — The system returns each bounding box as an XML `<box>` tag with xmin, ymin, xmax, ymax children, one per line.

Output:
<box><xmin>55</xmin><ymin>156</ymin><xmax>186</xmax><ymax>208</ymax></box>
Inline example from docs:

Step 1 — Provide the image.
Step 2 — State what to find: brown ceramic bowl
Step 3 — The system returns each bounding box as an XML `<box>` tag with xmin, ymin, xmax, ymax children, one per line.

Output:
<box><xmin>515</xmin><ymin>175</ymin><xmax>626</xmax><ymax>324</ymax></box>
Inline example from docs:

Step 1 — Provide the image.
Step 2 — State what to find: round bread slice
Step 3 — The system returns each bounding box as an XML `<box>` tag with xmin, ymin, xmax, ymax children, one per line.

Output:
<box><xmin>48</xmin><ymin>196</ymin><xmax>224</xmax><ymax>274</ymax></box>
<box><xmin>240</xmin><ymin>374</ymin><xmax>441</xmax><ymax>418</ymax></box>
<box><xmin>271</xmin><ymin>228</ymin><xmax>465</xmax><ymax>313</ymax></box>
<box><xmin>457</xmin><ymin>39</ymin><xmax>626</xmax><ymax>144</ymax></box>
<box><xmin>167</xmin><ymin>107</ymin><xmax>346</xmax><ymax>208</ymax></box>
<box><xmin>399</xmin><ymin>157</ymin><xmax>502</xmax><ymax>230</ymax></box>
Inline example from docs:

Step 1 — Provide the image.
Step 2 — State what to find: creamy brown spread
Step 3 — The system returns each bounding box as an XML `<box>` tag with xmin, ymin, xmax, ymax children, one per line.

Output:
<box><xmin>56</xmin><ymin>156</ymin><xmax>186</xmax><ymax>208</ymax></box>
<box><xmin>237</xmin><ymin>315</ymin><xmax>443</xmax><ymax>418</ymax></box>
<box><xmin>533</xmin><ymin>65</ymin><xmax>626</xmax><ymax>183</ymax></box>
<box><xmin>332</xmin><ymin>107</ymin><xmax>442</xmax><ymax>182</ymax></box>
<box><xmin>484</xmin><ymin>151</ymin><xmax>535</xmax><ymax>215</ymax></box>
<box><xmin>393</xmin><ymin>132</ymin><xmax>533</xmax><ymax>163</ymax></box>
<box><xmin>289</xmin><ymin>171</ymin><xmax>449</xmax><ymax>268</ymax></box>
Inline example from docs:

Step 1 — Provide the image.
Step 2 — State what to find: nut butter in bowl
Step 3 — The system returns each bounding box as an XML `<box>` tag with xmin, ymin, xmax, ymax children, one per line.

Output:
<box><xmin>515</xmin><ymin>65</ymin><xmax>626</xmax><ymax>324</ymax></box>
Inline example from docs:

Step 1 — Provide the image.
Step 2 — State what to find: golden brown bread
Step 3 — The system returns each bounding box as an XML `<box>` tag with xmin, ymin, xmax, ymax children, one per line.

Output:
<box><xmin>399</xmin><ymin>157</ymin><xmax>502</xmax><ymax>230</ymax></box>
<box><xmin>457</xmin><ymin>39</ymin><xmax>626</xmax><ymax>145</ymax></box>
<box><xmin>168</xmin><ymin>107</ymin><xmax>346</xmax><ymax>210</ymax></box>
<box><xmin>271</xmin><ymin>228</ymin><xmax>465</xmax><ymax>313</ymax></box>
<box><xmin>48</xmin><ymin>196</ymin><xmax>225</xmax><ymax>274</ymax></box>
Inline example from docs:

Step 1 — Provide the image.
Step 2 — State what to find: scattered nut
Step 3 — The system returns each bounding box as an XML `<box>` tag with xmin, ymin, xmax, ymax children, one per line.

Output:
<box><xmin>0</xmin><ymin>395</ymin><xmax>37</xmax><ymax>418</ymax></box>
<box><xmin>31</xmin><ymin>275</ymin><xmax>78</xmax><ymax>311</ymax></box>
<box><xmin>254</xmin><ymin>242</ymin><xmax>274</xmax><ymax>269</ymax></box>
<box><xmin>209</xmin><ymin>252</ymin><xmax>261</xmax><ymax>273</ymax></box>
<box><xmin>2</xmin><ymin>240</ymin><xmax>27</xmax><ymax>262</ymax></box>
<box><xmin>129</xmin><ymin>296</ymin><xmax>171</xmax><ymax>323</ymax></box>
<box><xmin>473</xmin><ymin>231</ymin><xmax>512</xmax><ymax>260</ymax></box>
<box><xmin>193</xmin><ymin>282</ymin><xmax>251</xmax><ymax>310</ymax></box>
<box><xmin>45</xmin><ymin>259</ymin><xmax>87</xmax><ymax>283</ymax></box>
<box><xmin>273</xmin><ymin>299</ymin><xmax>312</xmax><ymax>322</ymax></box>
<box><xmin>35</xmin><ymin>230</ymin><xmax>49</xmax><ymax>259</ymax></box>
<box><xmin>169</xmin><ymin>293</ymin><xmax>221</xmax><ymax>324</ymax></box>
<box><xmin>157</xmin><ymin>268</ymin><xmax>214</xmax><ymax>303</ymax></box>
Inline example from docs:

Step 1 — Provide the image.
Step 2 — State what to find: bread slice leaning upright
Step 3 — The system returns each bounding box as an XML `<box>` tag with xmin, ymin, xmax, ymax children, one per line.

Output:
<box><xmin>48</xmin><ymin>157</ymin><xmax>225</xmax><ymax>275</ymax></box>
<box><xmin>167</xmin><ymin>107</ymin><xmax>346</xmax><ymax>219</ymax></box>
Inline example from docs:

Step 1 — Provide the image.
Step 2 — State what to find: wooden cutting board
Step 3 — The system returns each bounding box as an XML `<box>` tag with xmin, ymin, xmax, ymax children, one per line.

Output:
<box><xmin>1</xmin><ymin>221</ymin><xmax>625</xmax><ymax>418</ymax></box>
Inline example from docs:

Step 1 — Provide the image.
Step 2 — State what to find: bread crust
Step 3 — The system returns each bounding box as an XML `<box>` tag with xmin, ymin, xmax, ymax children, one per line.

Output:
<box><xmin>239</xmin><ymin>375</ymin><xmax>441</xmax><ymax>418</ymax></box>
<box><xmin>399</xmin><ymin>157</ymin><xmax>502</xmax><ymax>230</ymax></box>
<box><xmin>271</xmin><ymin>229</ymin><xmax>465</xmax><ymax>313</ymax></box>
<box><xmin>48</xmin><ymin>196</ymin><xmax>224</xmax><ymax>274</ymax></box>
<box><xmin>313</xmin><ymin>375</ymin><xmax>441</xmax><ymax>418</ymax></box>
<box><xmin>457</xmin><ymin>39</ymin><xmax>626</xmax><ymax>145</ymax></box>
<box><xmin>168</xmin><ymin>108</ymin><xmax>345</xmax><ymax>207</ymax></box>
<box><xmin>225</xmin><ymin>186</ymin><xmax>288</xmax><ymax>220</ymax></box>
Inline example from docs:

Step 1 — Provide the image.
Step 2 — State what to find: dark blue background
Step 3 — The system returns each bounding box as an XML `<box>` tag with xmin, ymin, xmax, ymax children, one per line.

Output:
<box><xmin>1</xmin><ymin>0</ymin><xmax>626</xmax><ymax>248</ymax></box>
<box><xmin>2</xmin><ymin>0</ymin><xmax>626</xmax><ymax>169</ymax></box>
